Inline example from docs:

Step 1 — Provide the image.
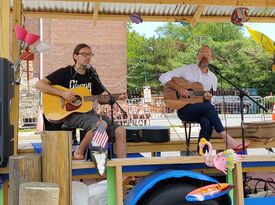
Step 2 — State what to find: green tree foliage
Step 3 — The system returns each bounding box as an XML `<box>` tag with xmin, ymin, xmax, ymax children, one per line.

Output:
<box><xmin>127</xmin><ymin>22</ymin><xmax>274</xmax><ymax>96</ymax></box>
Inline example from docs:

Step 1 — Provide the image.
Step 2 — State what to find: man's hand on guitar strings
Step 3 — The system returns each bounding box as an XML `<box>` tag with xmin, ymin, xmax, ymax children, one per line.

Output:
<box><xmin>178</xmin><ymin>87</ymin><xmax>190</xmax><ymax>98</ymax></box>
<box><xmin>203</xmin><ymin>91</ymin><xmax>212</xmax><ymax>101</ymax></box>
<box><xmin>61</xmin><ymin>90</ymin><xmax>77</xmax><ymax>102</ymax></box>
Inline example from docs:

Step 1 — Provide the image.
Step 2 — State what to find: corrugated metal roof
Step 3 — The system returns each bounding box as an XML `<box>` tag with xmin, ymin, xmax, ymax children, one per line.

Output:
<box><xmin>11</xmin><ymin>1</ymin><xmax>275</xmax><ymax>23</ymax></box>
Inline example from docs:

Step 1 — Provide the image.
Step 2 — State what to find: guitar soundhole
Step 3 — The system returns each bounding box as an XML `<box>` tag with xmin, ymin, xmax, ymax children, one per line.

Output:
<box><xmin>65</xmin><ymin>95</ymin><xmax>82</xmax><ymax>111</ymax></box>
<box><xmin>188</xmin><ymin>89</ymin><xmax>195</xmax><ymax>98</ymax></box>
<box><xmin>73</xmin><ymin>96</ymin><xmax>82</xmax><ymax>105</ymax></box>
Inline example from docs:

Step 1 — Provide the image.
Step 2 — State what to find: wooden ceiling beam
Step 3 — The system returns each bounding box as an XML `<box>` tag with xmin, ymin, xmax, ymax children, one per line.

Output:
<box><xmin>191</xmin><ymin>5</ymin><xmax>204</xmax><ymax>26</ymax></box>
<box><xmin>24</xmin><ymin>11</ymin><xmax>275</xmax><ymax>23</ymax></box>
<box><xmin>92</xmin><ymin>2</ymin><xmax>99</xmax><ymax>26</ymax></box>
<box><xmin>29</xmin><ymin>0</ymin><xmax>275</xmax><ymax>8</ymax></box>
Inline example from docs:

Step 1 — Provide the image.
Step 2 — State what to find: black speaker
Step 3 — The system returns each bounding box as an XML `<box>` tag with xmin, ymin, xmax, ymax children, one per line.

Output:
<box><xmin>0</xmin><ymin>58</ymin><xmax>14</xmax><ymax>167</ymax></box>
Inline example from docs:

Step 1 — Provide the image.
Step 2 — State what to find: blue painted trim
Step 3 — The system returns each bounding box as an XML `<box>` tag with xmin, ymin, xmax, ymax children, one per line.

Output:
<box><xmin>72</xmin><ymin>168</ymin><xmax>98</xmax><ymax>176</ymax></box>
<box><xmin>242</xmin><ymin>161</ymin><xmax>275</xmax><ymax>168</ymax></box>
<box><xmin>245</xmin><ymin>196</ymin><xmax>275</xmax><ymax>205</ymax></box>
<box><xmin>124</xmin><ymin>169</ymin><xmax>219</xmax><ymax>205</ymax></box>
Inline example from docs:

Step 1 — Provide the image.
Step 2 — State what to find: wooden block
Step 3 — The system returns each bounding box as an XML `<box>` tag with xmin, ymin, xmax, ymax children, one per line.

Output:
<box><xmin>19</xmin><ymin>182</ymin><xmax>59</xmax><ymax>205</ymax></box>
<box><xmin>9</xmin><ymin>154</ymin><xmax>42</xmax><ymax>205</ymax></box>
<box><xmin>41</xmin><ymin>131</ymin><xmax>72</xmax><ymax>205</ymax></box>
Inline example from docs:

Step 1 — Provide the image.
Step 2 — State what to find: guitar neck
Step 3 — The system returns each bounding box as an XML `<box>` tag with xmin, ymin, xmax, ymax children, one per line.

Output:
<box><xmin>191</xmin><ymin>90</ymin><xmax>238</xmax><ymax>96</ymax></box>
<box><xmin>83</xmin><ymin>93</ymin><xmax>125</xmax><ymax>102</ymax></box>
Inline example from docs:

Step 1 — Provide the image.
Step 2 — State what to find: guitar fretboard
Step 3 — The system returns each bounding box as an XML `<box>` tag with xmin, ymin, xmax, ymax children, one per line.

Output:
<box><xmin>83</xmin><ymin>93</ymin><xmax>125</xmax><ymax>102</ymax></box>
<box><xmin>188</xmin><ymin>90</ymin><xmax>240</xmax><ymax>97</ymax></box>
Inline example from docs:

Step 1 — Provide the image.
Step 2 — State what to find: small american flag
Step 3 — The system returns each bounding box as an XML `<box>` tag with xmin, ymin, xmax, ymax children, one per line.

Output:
<box><xmin>92</xmin><ymin>123</ymin><xmax>109</xmax><ymax>148</ymax></box>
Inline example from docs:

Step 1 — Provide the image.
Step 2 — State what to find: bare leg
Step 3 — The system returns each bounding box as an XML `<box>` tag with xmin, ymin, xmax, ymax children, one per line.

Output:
<box><xmin>114</xmin><ymin>126</ymin><xmax>127</xmax><ymax>158</ymax></box>
<box><xmin>219</xmin><ymin>131</ymin><xmax>250</xmax><ymax>149</ymax></box>
<box><xmin>73</xmin><ymin>120</ymin><xmax>108</xmax><ymax>160</ymax></box>
<box><xmin>73</xmin><ymin>130</ymin><xmax>94</xmax><ymax>160</ymax></box>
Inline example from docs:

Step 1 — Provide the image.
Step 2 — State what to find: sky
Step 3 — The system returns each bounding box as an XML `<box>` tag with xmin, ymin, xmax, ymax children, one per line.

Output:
<box><xmin>131</xmin><ymin>22</ymin><xmax>275</xmax><ymax>41</ymax></box>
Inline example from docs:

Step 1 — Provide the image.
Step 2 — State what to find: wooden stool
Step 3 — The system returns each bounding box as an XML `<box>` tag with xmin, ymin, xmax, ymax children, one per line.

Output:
<box><xmin>182</xmin><ymin>121</ymin><xmax>197</xmax><ymax>156</ymax></box>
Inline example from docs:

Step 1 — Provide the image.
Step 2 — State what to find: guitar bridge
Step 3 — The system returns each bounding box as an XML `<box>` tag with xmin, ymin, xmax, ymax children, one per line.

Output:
<box><xmin>60</xmin><ymin>97</ymin><xmax>65</xmax><ymax>109</ymax></box>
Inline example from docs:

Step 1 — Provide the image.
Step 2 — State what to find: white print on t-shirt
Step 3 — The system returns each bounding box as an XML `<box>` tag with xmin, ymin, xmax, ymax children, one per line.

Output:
<box><xmin>69</xmin><ymin>79</ymin><xmax>92</xmax><ymax>91</ymax></box>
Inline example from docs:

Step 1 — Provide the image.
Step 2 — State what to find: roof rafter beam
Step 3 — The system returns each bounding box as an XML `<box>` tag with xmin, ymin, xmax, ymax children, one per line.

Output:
<box><xmin>191</xmin><ymin>5</ymin><xmax>204</xmax><ymax>26</ymax></box>
<box><xmin>30</xmin><ymin>0</ymin><xmax>275</xmax><ymax>8</ymax></box>
<box><xmin>24</xmin><ymin>12</ymin><xmax>275</xmax><ymax>23</ymax></box>
<box><xmin>92</xmin><ymin>2</ymin><xmax>99</xmax><ymax>26</ymax></box>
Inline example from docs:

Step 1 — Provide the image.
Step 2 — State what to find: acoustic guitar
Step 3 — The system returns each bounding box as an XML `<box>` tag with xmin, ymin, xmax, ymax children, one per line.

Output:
<box><xmin>43</xmin><ymin>85</ymin><xmax>125</xmax><ymax>122</ymax></box>
<box><xmin>163</xmin><ymin>77</ymin><xmax>238</xmax><ymax>109</ymax></box>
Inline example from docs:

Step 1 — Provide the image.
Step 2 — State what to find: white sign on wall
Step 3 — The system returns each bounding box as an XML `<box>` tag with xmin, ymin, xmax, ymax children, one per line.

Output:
<box><xmin>143</xmin><ymin>86</ymin><xmax>152</xmax><ymax>103</ymax></box>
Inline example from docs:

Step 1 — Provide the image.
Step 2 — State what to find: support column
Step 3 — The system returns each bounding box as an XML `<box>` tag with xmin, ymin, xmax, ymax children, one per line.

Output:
<box><xmin>233</xmin><ymin>162</ymin><xmax>244</xmax><ymax>205</ymax></box>
<box><xmin>10</xmin><ymin>0</ymin><xmax>23</xmax><ymax>156</ymax></box>
<box><xmin>107</xmin><ymin>167</ymin><xmax>116</xmax><ymax>205</ymax></box>
<box><xmin>0</xmin><ymin>0</ymin><xmax>10</xmax><ymax>58</ymax></box>
<box><xmin>115</xmin><ymin>165</ymin><xmax>123</xmax><ymax>205</ymax></box>
<box><xmin>41</xmin><ymin>131</ymin><xmax>72</xmax><ymax>205</ymax></box>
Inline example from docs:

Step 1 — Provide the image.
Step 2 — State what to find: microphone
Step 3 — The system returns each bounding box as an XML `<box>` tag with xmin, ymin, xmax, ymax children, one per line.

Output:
<box><xmin>85</xmin><ymin>64</ymin><xmax>98</xmax><ymax>77</ymax></box>
<box><xmin>207</xmin><ymin>64</ymin><xmax>220</xmax><ymax>74</ymax></box>
<box><xmin>85</xmin><ymin>64</ymin><xmax>93</xmax><ymax>70</ymax></box>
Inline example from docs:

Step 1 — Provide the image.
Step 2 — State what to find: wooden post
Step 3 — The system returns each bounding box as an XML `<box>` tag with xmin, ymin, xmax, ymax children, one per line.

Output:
<box><xmin>0</xmin><ymin>185</ymin><xmax>3</xmax><ymax>205</ymax></box>
<box><xmin>107</xmin><ymin>167</ymin><xmax>116</xmax><ymax>205</ymax></box>
<box><xmin>233</xmin><ymin>162</ymin><xmax>244</xmax><ymax>205</ymax></box>
<box><xmin>10</xmin><ymin>0</ymin><xmax>23</xmax><ymax>157</ymax></box>
<box><xmin>0</xmin><ymin>0</ymin><xmax>10</xmax><ymax>58</ymax></box>
<box><xmin>41</xmin><ymin>131</ymin><xmax>72</xmax><ymax>205</ymax></box>
<box><xmin>115</xmin><ymin>165</ymin><xmax>123</xmax><ymax>205</ymax></box>
<box><xmin>19</xmin><ymin>182</ymin><xmax>59</xmax><ymax>205</ymax></box>
<box><xmin>9</xmin><ymin>154</ymin><xmax>42</xmax><ymax>205</ymax></box>
<box><xmin>4</xmin><ymin>180</ymin><xmax>8</xmax><ymax>205</ymax></box>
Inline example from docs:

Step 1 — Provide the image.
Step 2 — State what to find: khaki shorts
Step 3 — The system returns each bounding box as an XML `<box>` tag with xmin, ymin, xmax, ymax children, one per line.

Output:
<box><xmin>63</xmin><ymin>110</ymin><xmax>120</xmax><ymax>140</ymax></box>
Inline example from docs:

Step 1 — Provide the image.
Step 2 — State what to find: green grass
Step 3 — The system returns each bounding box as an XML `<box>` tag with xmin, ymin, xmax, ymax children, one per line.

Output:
<box><xmin>19</xmin><ymin>128</ymin><xmax>36</xmax><ymax>133</ymax></box>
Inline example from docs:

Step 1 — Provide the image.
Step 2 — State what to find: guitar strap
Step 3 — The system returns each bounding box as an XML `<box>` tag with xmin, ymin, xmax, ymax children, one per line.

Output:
<box><xmin>70</xmin><ymin>65</ymin><xmax>94</xmax><ymax>79</ymax></box>
<box><xmin>87</xmin><ymin>68</ymin><xmax>94</xmax><ymax>79</ymax></box>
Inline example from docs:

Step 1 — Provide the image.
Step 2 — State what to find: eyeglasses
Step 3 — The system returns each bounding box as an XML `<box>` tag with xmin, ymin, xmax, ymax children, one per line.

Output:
<box><xmin>199</xmin><ymin>52</ymin><xmax>212</xmax><ymax>56</ymax></box>
<box><xmin>78</xmin><ymin>52</ymin><xmax>94</xmax><ymax>57</ymax></box>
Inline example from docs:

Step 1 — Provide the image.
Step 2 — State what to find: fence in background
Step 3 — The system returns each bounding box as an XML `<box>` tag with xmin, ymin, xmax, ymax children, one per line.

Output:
<box><xmin>19</xmin><ymin>95</ymin><xmax>275</xmax><ymax>129</ymax></box>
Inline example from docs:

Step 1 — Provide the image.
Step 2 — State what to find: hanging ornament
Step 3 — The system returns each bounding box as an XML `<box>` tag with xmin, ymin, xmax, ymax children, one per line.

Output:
<box><xmin>130</xmin><ymin>13</ymin><xmax>143</xmax><ymax>24</ymax></box>
<box><xmin>231</xmin><ymin>7</ymin><xmax>249</xmax><ymax>26</ymax></box>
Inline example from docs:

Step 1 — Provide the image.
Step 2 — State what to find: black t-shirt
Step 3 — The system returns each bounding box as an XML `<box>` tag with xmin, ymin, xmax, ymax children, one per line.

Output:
<box><xmin>46</xmin><ymin>65</ymin><xmax>104</xmax><ymax>95</ymax></box>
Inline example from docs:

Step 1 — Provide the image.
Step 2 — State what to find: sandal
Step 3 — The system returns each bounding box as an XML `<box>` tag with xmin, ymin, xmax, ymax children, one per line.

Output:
<box><xmin>232</xmin><ymin>143</ymin><xmax>250</xmax><ymax>153</ymax></box>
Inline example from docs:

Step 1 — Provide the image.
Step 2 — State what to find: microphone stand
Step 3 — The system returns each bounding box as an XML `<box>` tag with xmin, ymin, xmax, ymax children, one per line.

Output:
<box><xmin>208</xmin><ymin>64</ymin><xmax>268</xmax><ymax>153</ymax></box>
<box><xmin>89</xmin><ymin>67</ymin><xmax>127</xmax><ymax>159</ymax></box>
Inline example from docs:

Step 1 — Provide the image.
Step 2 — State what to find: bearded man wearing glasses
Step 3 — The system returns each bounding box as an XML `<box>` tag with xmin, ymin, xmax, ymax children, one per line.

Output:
<box><xmin>159</xmin><ymin>45</ymin><xmax>250</xmax><ymax>153</ymax></box>
<box><xmin>35</xmin><ymin>43</ymin><xmax>126</xmax><ymax>160</ymax></box>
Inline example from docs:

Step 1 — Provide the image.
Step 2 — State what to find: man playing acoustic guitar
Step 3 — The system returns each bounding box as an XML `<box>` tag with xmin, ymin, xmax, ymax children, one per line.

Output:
<box><xmin>35</xmin><ymin>43</ymin><xmax>126</xmax><ymax>160</ymax></box>
<box><xmin>159</xmin><ymin>45</ymin><xmax>250</xmax><ymax>153</ymax></box>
